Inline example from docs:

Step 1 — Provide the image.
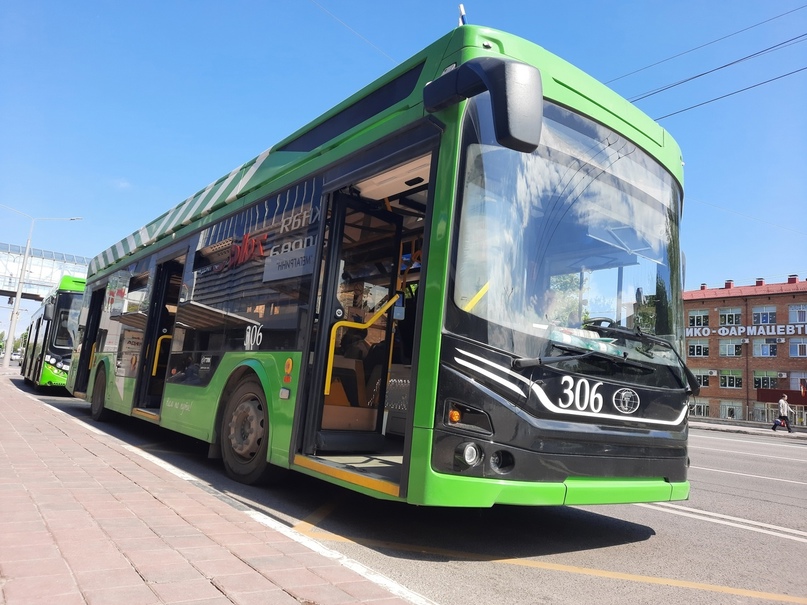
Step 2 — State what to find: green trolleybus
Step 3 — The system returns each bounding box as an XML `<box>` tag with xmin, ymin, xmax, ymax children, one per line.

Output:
<box><xmin>21</xmin><ymin>275</ymin><xmax>86</xmax><ymax>388</ymax></box>
<box><xmin>67</xmin><ymin>24</ymin><xmax>699</xmax><ymax>507</ymax></box>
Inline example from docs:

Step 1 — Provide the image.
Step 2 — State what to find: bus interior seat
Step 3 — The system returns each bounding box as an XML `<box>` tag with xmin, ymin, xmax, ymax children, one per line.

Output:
<box><xmin>329</xmin><ymin>356</ymin><xmax>366</xmax><ymax>407</ymax></box>
<box><xmin>322</xmin><ymin>357</ymin><xmax>377</xmax><ymax>431</ymax></box>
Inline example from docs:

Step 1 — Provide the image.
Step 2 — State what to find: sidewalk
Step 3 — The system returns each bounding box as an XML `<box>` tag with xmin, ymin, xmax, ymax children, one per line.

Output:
<box><xmin>689</xmin><ymin>419</ymin><xmax>807</xmax><ymax>440</ymax></box>
<box><xmin>0</xmin><ymin>371</ymin><xmax>421</xmax><ymax>605</ymax></box>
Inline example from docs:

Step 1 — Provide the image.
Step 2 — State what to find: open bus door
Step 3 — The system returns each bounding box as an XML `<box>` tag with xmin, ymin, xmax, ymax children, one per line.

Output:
<box><xmin>132</xmin><ymin>256</ymin><xmax>184</xmax><ymax>413</ymax></box>
<box><xmin>69</xmin><ymin>288</ymin><xmax>105</xmax><ymax>397</ymax></box>
<box><xmin>303</xmin><ymin>194</ymin><xmax>403</xmax><ymax>457</ymax></box>
<box><xmin>21</xmin><ymin>316</ymin><xmax>44</xmax><ymax>384</ymax></box>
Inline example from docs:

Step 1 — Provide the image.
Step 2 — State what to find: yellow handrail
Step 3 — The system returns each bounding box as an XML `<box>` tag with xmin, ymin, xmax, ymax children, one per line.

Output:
<box><xmin>324</xmin><ymin>294</ymin><xmax>399</xmax><ymax>395</ymax></box>
<box><xmin>152</xmin><ymin>335</ymin><xmax>172</xmax><ymax>376</ymax></box>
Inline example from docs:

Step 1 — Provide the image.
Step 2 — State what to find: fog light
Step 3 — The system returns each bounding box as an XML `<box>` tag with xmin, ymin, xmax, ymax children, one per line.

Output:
<box><xmin>456</xmin><ymin>442</ymin><xmax>483</xmax><ymax>468</ymax></box>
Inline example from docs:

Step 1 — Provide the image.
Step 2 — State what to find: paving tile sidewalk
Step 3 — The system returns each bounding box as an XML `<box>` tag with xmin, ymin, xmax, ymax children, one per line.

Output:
<box><xmin>0</xmin><ymin>374</ymin><xmax>418</xmax><ymax>605</ymax></box>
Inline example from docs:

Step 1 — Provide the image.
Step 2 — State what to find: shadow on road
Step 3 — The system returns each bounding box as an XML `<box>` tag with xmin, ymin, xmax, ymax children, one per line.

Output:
<box><xmin>29</xmin><ymin>378</ymin><xmax>656</xmax><ymax>563</ymax></box>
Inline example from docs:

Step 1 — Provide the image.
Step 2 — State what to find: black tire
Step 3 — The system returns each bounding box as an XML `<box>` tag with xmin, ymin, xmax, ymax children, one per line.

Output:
<box><xmin>220</xmin><ymin>378</ymin><xmax>284</xmax><ymax>485</ymax></box>
<box><xmin>90</xmin><ymin>367</ymin><xmax>110</xmax><ymax>422</ymax></box>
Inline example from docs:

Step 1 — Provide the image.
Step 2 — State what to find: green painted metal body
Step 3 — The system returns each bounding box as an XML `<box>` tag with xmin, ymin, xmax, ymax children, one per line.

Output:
<box><xmin>76</xmin><ymin>25</ymin><xmax>689</xmax><ymax>506</ymax></box>
<box><xmin>21</xmin><ymin>276</ymin><xmax>86</xmax><ymax>388</ymax></box>
<box><xmin>36</xmin><ymin>362</ymin><xmax>69</xmax><ymax>388</ymax></box>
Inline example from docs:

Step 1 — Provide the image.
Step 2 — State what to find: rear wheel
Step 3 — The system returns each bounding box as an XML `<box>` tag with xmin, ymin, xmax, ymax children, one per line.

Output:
<box><xmin>90</xmin><ymin>367</ymin><xmax>110</xmax><ymax>421</ymax></box>
<box><xmin>220</xmin><ymin>378</ymin><xmax>284</xmax><ymax>485</ymax></box>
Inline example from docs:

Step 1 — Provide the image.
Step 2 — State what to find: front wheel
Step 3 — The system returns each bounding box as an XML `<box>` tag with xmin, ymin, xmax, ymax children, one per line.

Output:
<box><xmin>220</xmin><ymin>378</ymin><xmax>284</xmax><ymax>485</ymax></box>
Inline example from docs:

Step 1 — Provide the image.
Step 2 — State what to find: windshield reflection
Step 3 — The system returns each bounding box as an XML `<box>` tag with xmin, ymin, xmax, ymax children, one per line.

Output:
<box><xmin>450</xmin><ymin>93</ymin><xmax>684</xmax><ymax>375</ymax></box>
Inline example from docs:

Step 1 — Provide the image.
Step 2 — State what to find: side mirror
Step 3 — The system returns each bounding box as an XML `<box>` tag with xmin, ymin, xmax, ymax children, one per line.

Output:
<box><xmin>424</xmin><ymin>57</ymin><xmax>542</xmax><ymax>153</ymax></box>
<box><xmin>44</xmin><ymin>303</ymin><xmax>55</xmax><ymax>322</ymax></box>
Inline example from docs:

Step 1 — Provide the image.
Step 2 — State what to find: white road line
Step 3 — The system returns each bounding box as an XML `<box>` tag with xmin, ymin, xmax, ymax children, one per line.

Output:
<box><xmin>636</xmin><ymin>503</ymin><xmax>807</xmax><ymax>543</ymax></box>
<box><xmin>690</xmin><ymin>433</ymin><xmax>807</xmax><ymax>449</ymax></box>
<box><xmin>652</xmin><ymin>502</ymin><xmax>807</xmax><ymax>537</ymax></box>
<box><xmin>122</xmin><ymin>445</ymin><xmax>198</xmax><ymax>480</ymax></box>
<box><xmin>29</xmin><ymin>395</ymin><xmax>433</xmax><ymax>605</ymax></box>
<box><xmin>245</xmin><ymin>509</ymin><xmax>438</xmax><ymax>605</ymax></box>
<box><xmin>121</xmin><ymin>445</ymin><xmax>436</xmax><ymax>605</ymax></box>
<box><xmin>689</xmin><ymin>465</ymin><xmax>807</xmax><ymax>486</ymax></box>
<box><xmin>74</xmin><ymin>418</ymin><xmax>107</xmax><ymax>436</ymax></box>
<box><xmin>689</xmin><ymin>445</ymin><xmax>807</xmax><ymax>462</ymax></box>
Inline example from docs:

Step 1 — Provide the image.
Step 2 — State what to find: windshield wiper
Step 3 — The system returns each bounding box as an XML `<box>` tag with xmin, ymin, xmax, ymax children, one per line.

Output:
<box><xmin>582</xmin><ymin>321</ymin><xmax>671</xmax><ymax>350</ymax></box>
<box><xmin>512</xmin><ymin>343</ymin><xmax>652</xmax><ymax>371</ymax></box>
<box><xmin>582</xmin><ymin>320</ymin><xmax>700</xmax><ymax>395</ymax></box>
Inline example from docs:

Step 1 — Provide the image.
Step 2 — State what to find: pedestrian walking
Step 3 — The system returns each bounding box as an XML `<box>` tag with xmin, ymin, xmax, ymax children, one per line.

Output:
<box><xmin>772</xmin><ymin>394</ymin><xmax>794</xmax><ymax>433</ymax></box>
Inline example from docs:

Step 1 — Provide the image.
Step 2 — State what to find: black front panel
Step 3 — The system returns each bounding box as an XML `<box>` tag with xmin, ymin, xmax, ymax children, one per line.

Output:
<box><xmin>431</xmin><ymin>335</ymin><xmax>688</xmax><ymax>483</ymax></box>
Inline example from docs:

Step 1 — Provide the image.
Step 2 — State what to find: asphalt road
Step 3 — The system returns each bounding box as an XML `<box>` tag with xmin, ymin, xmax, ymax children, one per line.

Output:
<box><xmin>33</xmin><ymin>383</ymin><xmax>807</xmax><ymax>605</ymax></box>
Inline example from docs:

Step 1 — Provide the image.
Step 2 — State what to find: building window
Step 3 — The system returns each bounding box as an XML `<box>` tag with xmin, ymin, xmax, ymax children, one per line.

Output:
<box><xmin>720</xmin><ymin>401</ymin><xmax>743</xmax><ymax>420</ymax></box>
<box><xmin>753</xmin><ymin>371</ymin><xmax>779</xmax><ymax>390</ymax></box>
<box><xmin>688</xmin><ymin>339</ymin><xmax>709</xmax><ymax>357</ymax></box>
<box><xmin>689</xmin><ymin>309</ymin><xmax>709</xmax><ymax>327</ymax></box>
<box><xmin>790</xmin><ymin>304</ymin><xmax>807</xmax><ymax>324</ymax></box>
<box><xmin>752</xmin><ymin>338</ymin><xmax>778</xmax><ymax>357</ymax></box>
<box><xmin>719</xmin><ymin>339</ymin><xmax>743</xmax><ymax>357</ymax></box>
<box><xmin>688</xmin><ymin>400</ymin><xmax>709</xmax><ymax>417</ymax></box>
<box><xmin>790</xmin><ymin>338</ymin><xmax>807</xmax><ymax>358</ymax></box>
<box><xmin>719</xmin><ymin>370</ymin><xmax>742</xmax><ymax>389</ymax></box>
<box><xmin>693</xmin><ymin>370</ymin><xmax>710</xmax><ymax>388</ymax></box>
<box><xmin>752</xmin><ymin>306</ymin><xmax>776</xmax><ymax>325</ymax></box>
<box><xmin>789</xmin><ymin>372</ymin><xmax>807</xmax><ymax>393</ymax></box>
<box><xmin>719</xmin><ymin>307</ymin><xmax>741</xmax><ymax>326</ymax></box>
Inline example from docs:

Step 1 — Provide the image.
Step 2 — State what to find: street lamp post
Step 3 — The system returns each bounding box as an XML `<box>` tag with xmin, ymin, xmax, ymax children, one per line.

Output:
<box><xmin>0</xmin><ymin>205</ymin><xmax>82</xmax><ymax>369</ymax></box>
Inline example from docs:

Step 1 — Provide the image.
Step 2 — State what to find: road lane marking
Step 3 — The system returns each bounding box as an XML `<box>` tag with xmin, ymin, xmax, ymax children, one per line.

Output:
<box><xmin>293</xmin><ymin>500</ymin><xmax>344</xmax><ymax>536</ymax></box>
<box><xmin>497</xmin><ymin>557</ymin><xmax>807</xmax><ymax>603</ymax></box>
<box><xmin>649</xmin><ymin>502</ymin><xmax>807</xmax><ymax>537</ymax></box>
<box><xmin>636</xmin><ymin>503</ymin><xmax>807</xmax><ymax>543</ymax></box>
<box><xmin>98</xmin><ymin>441</ymin><xmax>807</xmax><ymax>603</ymax></box>
<box><xmin>690</xmin><ymin>465</ymin><xmax>807</xmax><ymax>486</ymax></box>
<box><xmin>122</xmin><ymin>444</ymin><xmax>198</xmax><ymax>480</ymax></box>
<box><xmin>690</xmin><ymin>445</ymin><xmax>807</xmax><ymax>462</ymax></box>
<box><xmin>246</xmin><ymin>509</ymin><xmax>438</xmax><ymax>605</ymax></box>
<box><xmin>44</xmin><ymin>394</ymin><xmax>803</xmax><ymax>604</ymax></box>
<box><xmin>117</xmin><ymin>444</ymin><xmax>435</xmax><ymax>605</ymax></box>
<box><xmin>293</xmin><ymin>523</ymin><xmax>807</xmax><ymax>604</ymax></box>
<box><xmin>691</xmin><ymin>433</ymin><xmax>807</xmax><ymax>450</ymax></box>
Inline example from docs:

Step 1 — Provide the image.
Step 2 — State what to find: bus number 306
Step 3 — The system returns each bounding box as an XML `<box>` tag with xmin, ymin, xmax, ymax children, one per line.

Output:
<box><xmin>244</xmin><ymin>325</ymin><xmax>263</xmax><ymax>351</ymax></box>
<box><xmin>558</xmin><ymin>376</ymin><xmax>604</xmax><ymax>413</ymax></box>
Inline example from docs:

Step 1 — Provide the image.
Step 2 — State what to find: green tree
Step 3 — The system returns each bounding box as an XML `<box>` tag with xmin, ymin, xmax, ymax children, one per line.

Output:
<box><xmin>548</xmin><ymin>272</ymin><xmax>588</xmax><ymax>326</ymax></box>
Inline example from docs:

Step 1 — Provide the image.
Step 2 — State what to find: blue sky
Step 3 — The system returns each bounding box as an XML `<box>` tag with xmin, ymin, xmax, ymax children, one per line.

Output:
<box><xmin>1</xmin><ymin>1</ymin><xmax>805</xmax><ymax>331</ymax></box>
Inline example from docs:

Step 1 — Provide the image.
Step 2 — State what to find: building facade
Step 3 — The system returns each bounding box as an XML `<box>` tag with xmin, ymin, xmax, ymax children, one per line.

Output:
<box><xmin>683</xmin><ymin>275</ymin><xmax>807</xmax><ymax>425</ymax></box>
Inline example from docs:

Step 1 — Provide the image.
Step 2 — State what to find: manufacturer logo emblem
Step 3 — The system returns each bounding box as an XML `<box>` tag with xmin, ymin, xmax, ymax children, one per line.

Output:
<box><xmin>613</xmin><ymin>388</ymin><xmax>641</xmax><ymax>414</ymax></box>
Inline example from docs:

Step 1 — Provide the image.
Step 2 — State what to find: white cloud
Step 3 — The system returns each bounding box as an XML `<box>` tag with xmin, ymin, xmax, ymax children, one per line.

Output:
<box><xmin>111</xmin><ymin>178</ymin><xmax>132</xmax><ymax>190</ymax></box>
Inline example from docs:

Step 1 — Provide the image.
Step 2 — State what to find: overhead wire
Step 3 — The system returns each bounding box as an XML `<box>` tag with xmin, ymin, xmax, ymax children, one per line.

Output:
<box><xmin>307</xmin><ymin>0</ymin><xmax>397</xmax><ymax>64</ymax></box>
<box><xmin>605</xmin><ymin>4</ymin><xmax>807</xmax><ymax>84</ymax></box>
<box><xmin>630</xmin><ymin>33</ymin><xmax>807</xmax><ymax>102</ymax></box>
<box><xmin>654</xmin><ymin>66</ymin><xmax>807</xmax><ymax>120</ymax></box>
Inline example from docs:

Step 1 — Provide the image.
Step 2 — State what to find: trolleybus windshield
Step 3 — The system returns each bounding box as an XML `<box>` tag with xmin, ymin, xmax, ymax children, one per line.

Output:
<box><xmin>451</xmin><ymin>93</ymin><xmax>686</xmax><ymax>391</ymax></box>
